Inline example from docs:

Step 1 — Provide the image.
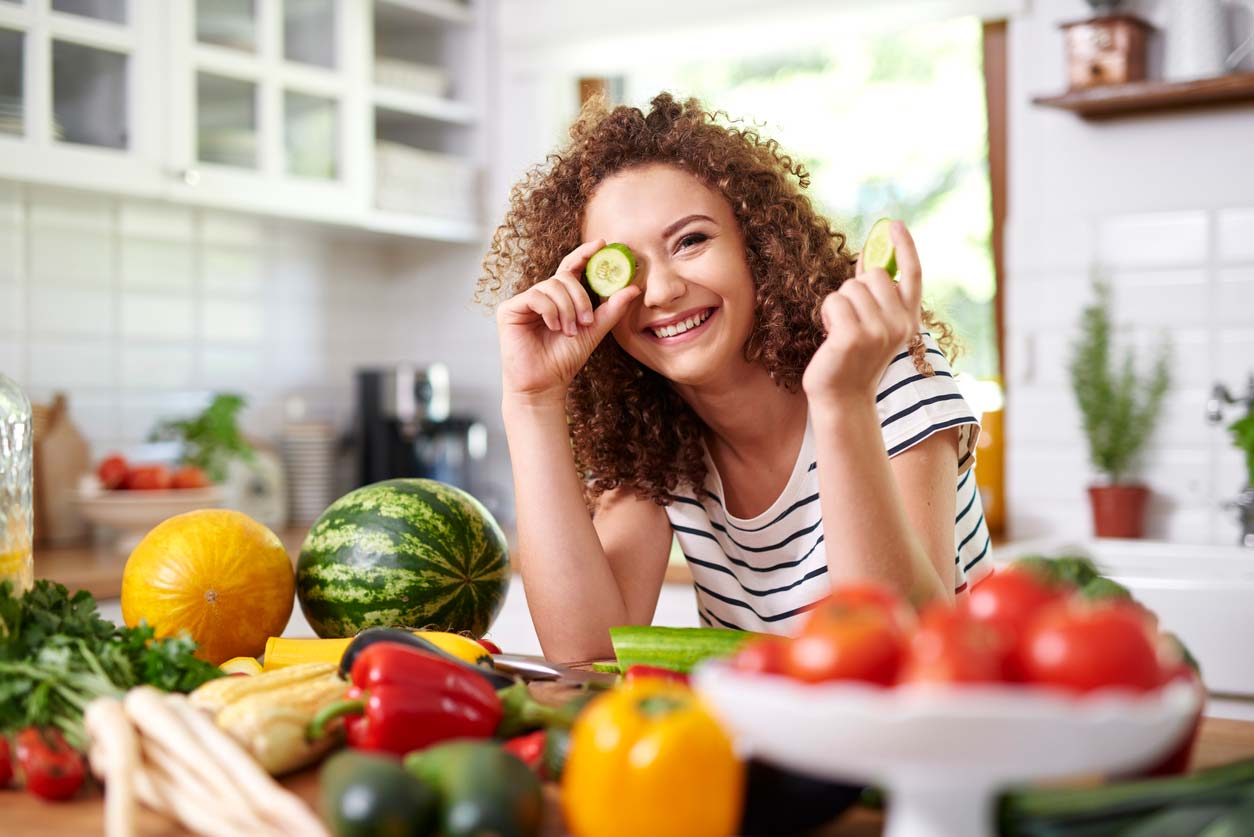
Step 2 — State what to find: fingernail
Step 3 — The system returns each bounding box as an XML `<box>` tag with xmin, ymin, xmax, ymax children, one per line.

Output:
<box><xmin>580</xmin><ymin>312</ymin><xmax>593</xmax><ymax>325</ymax></box>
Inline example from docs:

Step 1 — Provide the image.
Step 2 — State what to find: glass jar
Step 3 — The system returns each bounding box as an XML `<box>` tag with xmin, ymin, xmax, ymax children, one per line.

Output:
<box><xmin>0</xmin><ymin>373</ymin><xmax>33</xmax><ymax>594</ymax></box>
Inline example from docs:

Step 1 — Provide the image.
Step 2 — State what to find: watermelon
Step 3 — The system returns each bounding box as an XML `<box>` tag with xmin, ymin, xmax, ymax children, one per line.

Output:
<box><xmin>296</xmin><ymin>479</ymin><xmax>511</xmax><ymax>639</ymax></box>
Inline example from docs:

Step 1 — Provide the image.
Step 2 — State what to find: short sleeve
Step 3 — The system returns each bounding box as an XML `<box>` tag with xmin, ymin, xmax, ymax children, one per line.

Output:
<box><xmin>875</xmin><ymin>333</ymin><xmax>980</xmax><ymax>474</ymax></box>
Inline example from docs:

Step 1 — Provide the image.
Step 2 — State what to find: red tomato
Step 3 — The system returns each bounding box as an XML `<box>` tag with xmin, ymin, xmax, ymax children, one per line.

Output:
<box><xmin>730</xmin><ymin>637</ymin><xmax>789</xmax><ymax>675</ymax></box>
<box><xmin>899</xmin><ymin>604</ymin><xmax>1011</xmax><ymax>685</ymax></box>
<box><xmin>784</xmin><ymin>609</ymin><xmax>905</xmax><ymax>685</ymax></box>
<box><xmin>803</xmin><ymin>582</ymin><xmax>917</xmax><ymax>636</ymax></box>
<box><xmin>624</xmin><ymin>664</ymin><xmax>691</xmax><ymax>685</ymax></box>
<box><xmin>0</xmin><ymin>736</ymin><xmax>12</xmax><ymax>788</ymax></box>
<box><xmin>96</xmin><ymin>454</ymin><xmax>129</xmax><ymax>490</ymax></box>
<box><xmin>1018</xmin><ymin>601</ymin><xmax>1161</xmax><ymax>694</ymax></box>
<box><xmin>964</xmin><ymin>568</ymin><xmax>1064</xmax><ymax>653</ymax></box>
<box><xmin>15</xmin><ymin>727</ymin><xmax>85</xmax><ymax>801</ymax></box>
<box><xmin>476</xmin><ymin>637</ymin><xmax>503</xmax><ymax>655</ymax></box>
<box><xmin>171</xmin><ymin>465</ymin><xmax>210</xmax><ymax>489</ymax></box>
<box><xmin>124</xmin><ymin>464</ymin><xmax>172</xmax><ymax>491</ymax></box>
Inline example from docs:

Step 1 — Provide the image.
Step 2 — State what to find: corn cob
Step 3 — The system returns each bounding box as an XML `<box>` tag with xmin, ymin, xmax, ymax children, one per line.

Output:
<box><xmin>189</xmin><ymin>661</ymin><xmax>336</xmax><ymax>716</ymax></box>
<box><xmin>213</xmin><ymin>671</ymin><xmax>348</xmax><ymax>775</ymax></box>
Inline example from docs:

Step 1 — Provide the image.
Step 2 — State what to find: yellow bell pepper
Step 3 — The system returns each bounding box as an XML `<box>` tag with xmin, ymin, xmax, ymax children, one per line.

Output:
<box><xmin>262</xmin><ymin>630</ymin><xmax>491</xmax><ymax>670</ymax></box>
<box><xmin>561</xmin><ymin>678</ymin><xmax>743</xmax><ymax>837</ymax></box>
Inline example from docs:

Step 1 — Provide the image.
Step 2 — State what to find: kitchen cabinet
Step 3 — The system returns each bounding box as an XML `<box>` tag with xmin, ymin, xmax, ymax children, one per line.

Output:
<box><xmin>0</xmin><ymin>0</ymin><xmax>488</xmax><ymax>242</ymax></box>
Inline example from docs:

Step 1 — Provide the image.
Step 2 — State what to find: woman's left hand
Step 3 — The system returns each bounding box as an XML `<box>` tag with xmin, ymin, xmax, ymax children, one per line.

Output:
<box><xmin>802</xmin><ymin>220</ymin><xmax>924</xmax><ymax>412</ymax></box>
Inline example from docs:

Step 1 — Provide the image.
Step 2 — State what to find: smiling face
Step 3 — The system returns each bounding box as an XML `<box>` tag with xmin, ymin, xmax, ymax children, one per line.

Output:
<box><xmin>582</xmin><ymin>163</ymin><xmax>758</xmax><ymax>389</ymax></box>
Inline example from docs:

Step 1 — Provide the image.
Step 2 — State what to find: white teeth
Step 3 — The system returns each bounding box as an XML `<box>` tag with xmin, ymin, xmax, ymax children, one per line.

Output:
<box><xmin>651</xmin><ymin>309</ymin><xmax>711</xmax><ymax>339</ymax></box>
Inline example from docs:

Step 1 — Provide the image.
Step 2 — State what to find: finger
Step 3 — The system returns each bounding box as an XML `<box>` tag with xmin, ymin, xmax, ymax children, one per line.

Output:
<box><xmin>589</xmin><ymin>285</ymin><xmax>642</xmax><ymax>340</ymax></box>
<box><xmin>855</xmin><ymin>244</ymin><xmax>865</xmax><ymax>277</ymax></box>
<box><xmin>862</xmin><ymin>269</ymin><xmax>914</xmax><ymax>340</ymax></box>
<box><xmin>820</xmin><ymin>291</ymin><xmax>857</xmax><ymax>335</ymax></box>
<box><xmin>551</xmin><ymin>272</ymin><xmax>596</xmax><ymax>327</ymax></box>
<box><xmin>557</xmin><ymin>238</ymin><xmax>607</xmax><ymax>279</ymax></box>
<box><xmin>535</xmin><ymin>282</ymin><xmax>579</xmax><ymax>336</ymax></box>
<box><xmin>840</xmin><ymin>279</ymin><xmax>888</xmax><ymax>342</ymax></box>
<box><xmin>525</xmin><ymin>289</ymin><xmax>563</xmax><ymax>333</ymax></box>
<box><xmin>891</xmin><ymin>221</ymin><xmax>923</xmax><ymax>316</ymax></box>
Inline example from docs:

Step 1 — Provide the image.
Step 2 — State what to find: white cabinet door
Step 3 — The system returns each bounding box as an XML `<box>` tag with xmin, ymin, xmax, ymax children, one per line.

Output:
<box><xmin>0</xmin><ymin>0</ymin><xmax>165</xmax><ymax>195</ymax></box>
<box><xmin>163</xmin><ymin>0</ymin><xmax>368</xmax><ymax>222</ymax></box>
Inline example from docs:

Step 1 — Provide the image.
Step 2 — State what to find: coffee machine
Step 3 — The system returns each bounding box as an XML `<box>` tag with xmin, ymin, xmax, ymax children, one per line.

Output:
<box><xmin>355</xmin><ymin>364</ymin><xmax>487</xmax><ymax>493</ymax></box>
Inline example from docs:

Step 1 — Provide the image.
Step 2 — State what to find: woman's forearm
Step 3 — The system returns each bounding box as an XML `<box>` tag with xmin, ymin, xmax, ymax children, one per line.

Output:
<box><xmin>502</xmin><ymin>397</ymin><xmax>630</xmax><ymax>661</ymax></box>
<box><xmin>810</xmin><ymin>397</ymin><xmax>947</xmax><ymax>608</ymax></box>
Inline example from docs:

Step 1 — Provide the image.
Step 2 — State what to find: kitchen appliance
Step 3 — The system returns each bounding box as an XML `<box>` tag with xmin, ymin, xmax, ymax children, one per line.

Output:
<box><xmin>355</xmin><ymin>365</ymin><xmax>487</xmax><ymax>493</ymax></box>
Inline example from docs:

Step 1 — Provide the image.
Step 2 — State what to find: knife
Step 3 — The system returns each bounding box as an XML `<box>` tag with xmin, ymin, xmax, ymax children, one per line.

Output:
<box><xmin>490</xmin><ymin>653</ymin><xmax>619</xmax><ymax>687</ymax></box>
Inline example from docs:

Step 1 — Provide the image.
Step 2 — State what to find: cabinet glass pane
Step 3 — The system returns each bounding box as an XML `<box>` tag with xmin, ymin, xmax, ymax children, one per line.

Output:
<box><xmin>53</xmin><ymin>41</ymin><xmax>127</xmax><ymax>149</ymax></box>
<box><xmin>197</xmin><ymin>0</ymin><xmax>256</xmax><ymax>53</ymax></box>
<box><xmin>285</xmin><ymin>91</ymin><xmax>337</xmax><ymax>178</ymax></box>
<box><xmin>285</xmin><ymin>0</ymin><xmax>336</xmax><ymax>68</ymax></box>
<box><xmin>198</xmin><ymin>73</ymin><xmax>257</xmax><ymax>168</ymax></box>
<box><xmin>0</xmin><ymin>29</ymin><xmax>21</xmax><ymax>137</ymax></box>
<box><xmin>52</xmin><ymin>0</ymin><xmax>127</xmax><ymax>24</ymax></box>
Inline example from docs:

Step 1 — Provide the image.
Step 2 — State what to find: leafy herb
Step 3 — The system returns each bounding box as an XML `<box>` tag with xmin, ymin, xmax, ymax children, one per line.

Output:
<box><xmin>0</xmin><ymin>580</ymin><xmax>224</xmax><ymax>748</ymax></box>
<box><xmin>148</xmin><ymin>393</ymin><xmax>254</xmax><ymax>483</ymax></box>
<box><xmin>1068</xmin><ymin>279</ymin><xmax>1171</xmax><ymax>483</ymax></box>
<box><xmin>1229</xmin><ymin>408</ymin><xmax>1254</xmax><ymax>488</ymax></box>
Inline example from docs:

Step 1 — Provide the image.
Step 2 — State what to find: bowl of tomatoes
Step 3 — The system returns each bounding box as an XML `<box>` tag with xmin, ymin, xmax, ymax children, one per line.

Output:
<box><xmin>78</xmin><ymin>454</ymin><xmax>223</xmax><ymax>554</ymax></box>
<box><xmin>691</xmin><ymin>570</ymin><xmax>1205</xmax><ymax>837</ymax></box>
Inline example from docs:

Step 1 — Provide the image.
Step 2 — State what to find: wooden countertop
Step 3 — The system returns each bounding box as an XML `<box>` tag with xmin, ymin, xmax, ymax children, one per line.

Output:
<box><xmin>6</xmin><ymin>715</ymin><xmax>1254</xmax><ymax>836</ymax></box>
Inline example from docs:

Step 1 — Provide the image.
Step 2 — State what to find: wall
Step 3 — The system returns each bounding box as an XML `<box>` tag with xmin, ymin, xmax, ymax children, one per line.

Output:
<box><xmin>1004</xmin><ymin>1</ymin><xmax>1254</xmax><ymax>546</ymax></box>
<box><xmin>0</xmin><ymin>181</ymin><xmax>508</xmax><ymax>521</ymax></box>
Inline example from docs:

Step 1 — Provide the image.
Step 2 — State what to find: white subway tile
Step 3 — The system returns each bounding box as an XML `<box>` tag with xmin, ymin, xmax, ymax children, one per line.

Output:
<box><xmin>1218</xmin><ymin>208</ymin><xmax>1254</xmax><ymax>264</ymax></box>
<box><xmin>29</xmin><ymin>286</ymin><xmax>114</xmax><ymax>337</ymax></box>
<box><xmin>200</xmin><ymin>347</ymin><xmax>262</xmax><ymax>388</ymax></box>
<box><xmin>118</xmin><ymin>200</ymin><xmax>193</xmax><ymax>241</ymax></box>
<box><xmin>1155</xmin><ymin>388</ymin><xmax>1214</xmax><ymax>449</ymax></box>
<box><xmin>1141</xmin><ymin>447</ymin><xmax>1211</xmax><ymax>507</ymax></box>
<box><xmin>121</xmin><ymin>345</ymin><xmax>195</xmax><ymax>390</ymax></box>
<box><xmin>1213</xmin><ymin>445</ymin><xmax>1249</xmax><ymax>498</ymax></box>
<box><xmin>201</xmin><ymin>211</ymin><xmax>266</xmax><ymax>247</ymax></box>
<box><xmin>120</xmin><ymin>294</ymin><xmax>195</xmax><ymax>341</ymax></box>
<box><xmin>27</xmin><ymin>187</ymin><xmax>112</xmax><ymax>231</ymax></box>
<box><xmin>29</xmin><ymin>228</ymin><xmax>114</xmax><ymax>287</ymax></box>
<box><xmin>1108</xmin><ymin>269</ymin><xmax>1207</xmax><ymax>327</ymax></box>
<box><xmin>203</xmin><ymin>245</ymin><xmax>266</xmax><ymax>297</ymax></box>
<box><xmin>28</xmin><ymin>340</ymin><xmax>115</xmax><ymax>388</ymax></box>
<box><xmin>0</xmin><ymin>280</ymin><xmax>23</xmax><ymax>334</ymax></box>
<box><xmin>0</xmin><ymin>340</ymin><xmax>24</xmax><ymax>384</ymax></box>
<box><xmin>1143</xmin><ymin>501</ymin><xmax>1213</xmax><ymax>544</ymax></box>
<box><xmin>270</xmin><ymin>341</ymin><xmax>324</xmax><ymax>386</ymax></box>
<box><xmin>1008</xmin><ymin>387</ymin><xmax>1081</xmax><ymax>442</ymax></box>
<box><xmin>1216</xmin><ymin>269</ymin><xmax>1254</xmax><ymax>327</ymax></box>
<box><xmin>1007</xmin><ymin>448</ymin><xmax>1090</xmax><ymax>502</ymax></box>
<box><xmin>202</xmin><ymin>299</ymin><xmax>263</xmax><ymax>344</ymax></box>
<box><xmin>1006</xmin><ymin>271</ymin><xmax>1090</xmax><ymax>331</ymax></box>
<box><xmin>119</xmin><ymin>392</ymin><xmax>213</xmax><ymax>444</ymax></box>
<box><xmin>0</xmin><ymin>222</ymin><xmax>21</xmax><ymax>276</ymax></box>
<box><xmin>121</xmin><ymin>238</ymin><xmax>194</xmax><ymax>291</ymax></box>
<box><xmin>0</xmin><ymin>182</ymin><xmax>22</xmax><ymax>226</ymax></box>
<box><xmin>1006</xmin><ymin>500</ymin><xmax>1090</xmax><ymax>542</ymax></box>
<box><xmin>1216</xmin><ymin>328</ymin><xmax>1254</xmax><ymax>385</ymax></box>
<box><xmin>51</xmin><ymin>390</ymin><xmax>118</xmax><ymax>445</ymax></box>
<box><xmin>1097</xmin><ymin>211</ymin><xmax>1208</xmax><ymax>268</ymax></box>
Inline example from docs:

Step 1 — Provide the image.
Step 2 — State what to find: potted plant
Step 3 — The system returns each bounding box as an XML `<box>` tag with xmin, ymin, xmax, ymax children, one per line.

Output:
<box><xmin>1068</xmin><ymin>279</ymin><xmax>1170</xmax><ymax>538</ymax></box>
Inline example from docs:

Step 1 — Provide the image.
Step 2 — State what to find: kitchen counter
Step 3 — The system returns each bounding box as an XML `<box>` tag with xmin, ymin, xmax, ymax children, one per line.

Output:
<box><xmin>6</xmin><ymin>715</ymin><xmax>1254</xmax><ymax>835</ymax></box>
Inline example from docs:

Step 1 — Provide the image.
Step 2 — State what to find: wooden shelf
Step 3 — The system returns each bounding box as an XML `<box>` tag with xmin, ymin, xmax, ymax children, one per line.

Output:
<box><xmin>373</xmin><ymin>87</ymin><xmax>477</xmax><ymax>125</ymax></box>
<box><xmin>1032</xmin><ymin>72</ymin><xmax>1254</xmax><ymax>119</ymax></box>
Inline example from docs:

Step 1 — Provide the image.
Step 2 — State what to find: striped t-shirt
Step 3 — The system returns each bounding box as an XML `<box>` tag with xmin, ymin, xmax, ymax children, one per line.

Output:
<box><xmin>666</xmin><ymin>333</ymin><xmax>994</xmax><ymax>635</ymax></box>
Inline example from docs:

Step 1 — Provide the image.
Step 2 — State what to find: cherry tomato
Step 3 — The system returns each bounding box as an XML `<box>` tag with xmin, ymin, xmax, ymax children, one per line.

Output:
<box><xmin>124</xmin><ymin>464</ymin><xmax>173</xmax><ymax>491</ymax></box>
<box><xmin>899</xmin><ymin>604</ymin><xmax>1010</xmax><ymax>685</ymax></box>
<box><xmin>624</xmin><ymin>664</ymin><xmax>691</xmax><ymax>685</ymax></box>
<box><xmin>784</xmin><ymin>608</ymin><xmax>905</xmax><ymax>686</ymax></box>
<box><xmin>1018</xmin><ymin>600</ymin><xmax>1161</xmax><ymax>694</ymax></box>
<box><xmin>803</xmin><ymin>582</ymin><xmax>916</xmax><ymax>636</ymax></box>
<box><xmin>171</xmin><ymin>465</ymin><xmax>210</xmax><ymax>489</ymax></box>
<box><xmin>96</xmin><ymin>454</ymin><xmax>129</xmax><ymax>490</ymax></box>
<box><xmin>730</xmin><ymin>637</ymin><xmax>789</xmax><ymax>675</ymax></box>
<box><xmin>15</xmin><ymin>727</ymin><xmax>85</xmax><ymax>801</ymax></box>
<box><xmin>0</xmin><ymin>736</ymin><xmax>12</xmax><ymax>788</ymax></box>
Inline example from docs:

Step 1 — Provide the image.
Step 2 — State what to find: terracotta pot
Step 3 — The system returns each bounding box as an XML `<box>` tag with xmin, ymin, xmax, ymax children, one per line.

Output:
<box><xmin>1087</xmin><ymin>484</ymin><xmax>1150</xmax><ymax>538</ymax></box>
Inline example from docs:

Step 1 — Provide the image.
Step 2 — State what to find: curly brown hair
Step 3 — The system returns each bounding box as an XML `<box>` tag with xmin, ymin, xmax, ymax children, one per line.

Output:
<box><xmin>476</xmin><ymin>92</ymin><xmax>955</xmax><ymax>506</ymax></box>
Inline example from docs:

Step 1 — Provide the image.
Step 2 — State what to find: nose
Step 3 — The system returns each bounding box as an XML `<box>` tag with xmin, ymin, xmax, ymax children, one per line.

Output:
<box><xmin>640</xmin><ymin>261</ymin><xmax>687</xmax><ymax>309</ymax></box>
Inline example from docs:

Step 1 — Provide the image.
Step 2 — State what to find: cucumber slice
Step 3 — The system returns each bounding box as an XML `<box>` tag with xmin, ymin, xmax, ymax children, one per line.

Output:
<box><xmin>862</xmin><ymin>217</ymin><xmax>898</xmax><ymax>279</ymax></box>
<box><xmin>584</xmin><ymin>243</ymin><xmax>636</xmax><ymax>298</ymax></box>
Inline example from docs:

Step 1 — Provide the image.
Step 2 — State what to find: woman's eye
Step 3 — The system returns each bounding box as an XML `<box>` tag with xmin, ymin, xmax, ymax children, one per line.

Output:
<box><xmin>676</xmin><ymin>232</ymin><xmax>708</xmax><ymax>251</ymax></box>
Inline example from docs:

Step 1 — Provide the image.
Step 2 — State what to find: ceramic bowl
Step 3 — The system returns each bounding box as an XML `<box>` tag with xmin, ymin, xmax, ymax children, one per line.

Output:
<box><xmin>77</xmin><ymin>484</ymin><xmax>224</xmax><ymax>555</ymax></box>
<box><xmin>693</xmin><ymin>662</ymin><xmax>1201</xmax><ymax>837</ymax></box>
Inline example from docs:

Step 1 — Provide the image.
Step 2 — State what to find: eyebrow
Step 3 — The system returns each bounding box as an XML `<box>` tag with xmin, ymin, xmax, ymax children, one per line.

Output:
<box><xmin>661</xmin><ymin>213</ymin><xmax>715</xmax><ymax>239</ymax></box>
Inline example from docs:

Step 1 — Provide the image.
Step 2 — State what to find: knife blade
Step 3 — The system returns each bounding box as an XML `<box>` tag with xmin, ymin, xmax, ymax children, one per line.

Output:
<box><xmin>490</xmin><ymin>653</ymin><xmax>619</xmax><ymax>687</ymax></box>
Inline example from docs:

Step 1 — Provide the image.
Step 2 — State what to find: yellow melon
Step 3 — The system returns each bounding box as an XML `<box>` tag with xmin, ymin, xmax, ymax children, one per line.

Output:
<box><xmin>122</xmin><ymin>509</ymin><xmax>295</xmax><ymax>665</ymax></box>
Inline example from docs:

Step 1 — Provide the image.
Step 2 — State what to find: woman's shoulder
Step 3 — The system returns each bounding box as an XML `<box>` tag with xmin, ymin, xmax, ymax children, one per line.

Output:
<box><xmin>875</xmin><ymin>332</ymin><xmax>980</xmax><ymax>461</ymax></box>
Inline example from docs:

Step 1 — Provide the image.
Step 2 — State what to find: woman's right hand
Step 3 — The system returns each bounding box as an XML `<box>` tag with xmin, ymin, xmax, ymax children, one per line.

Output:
<box><xmin>497</xmin><ymin>239</ymin><xmax>642</xmax><ymax>405</ymax></box>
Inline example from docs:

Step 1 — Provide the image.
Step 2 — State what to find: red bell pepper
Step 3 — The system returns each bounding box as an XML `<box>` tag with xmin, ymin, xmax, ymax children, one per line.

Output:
<box><xmin>311</xmin><ymin>643</ymin><xmax>503</xmax><ymax>756</ymax></box>
<box><xmin>502</xmin><ymin>729</ymin><xmax>547</xmax><ymax>773</ymax></box>
<box><xmin>15</xmin><ymin>727</ymin><xmax>85</xmax><ymax>801</ymax></box>
<box><xmin>0</xmin><ymin>735</ymin><xmax>12</xmax><ymax>788</ymax></box>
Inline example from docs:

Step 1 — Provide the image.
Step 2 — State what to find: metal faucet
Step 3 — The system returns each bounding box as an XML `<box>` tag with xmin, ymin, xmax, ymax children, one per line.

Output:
<box><xmin>1208</xmin><ymin>374</ymin><xmax>1254</xmax><ymax>547</ymax></box>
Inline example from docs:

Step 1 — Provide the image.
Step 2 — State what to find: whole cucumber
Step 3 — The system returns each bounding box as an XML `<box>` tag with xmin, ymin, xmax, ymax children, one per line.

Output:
<box><xmin>320</xmin><ymin>750</ymin><xmax>439</xmax><ymax>837</ymax></box>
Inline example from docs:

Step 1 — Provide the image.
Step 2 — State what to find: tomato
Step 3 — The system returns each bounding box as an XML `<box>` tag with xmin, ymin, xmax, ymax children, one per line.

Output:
<box><xmin>624</xmin><ymin>665</ymin><xmax>691</xmax><ymax>685</ymax></box>
<box><xmin>171</xmin><ymin>465</ymin><xmax>210</xmax><ymax>489</ymax></box>
<box><xmin>124</xmin><ymin>464</ymin><xmax>173</xmax><ymax>491</ymax></box>
<box><xmin>475</xmin><ymin>637</ymin><xmax>503</xmax><ymax>655</ymax></box>
<box><xmin>964</xmin><ymin>568</ymin><xmax>1065</xmax><ymax>657</ymax></box>
<box><xmin>1018</xmin><ymin>600</ymin><xmax>1161</xmax><ymax>694</ymax></box>
<box><xmin>0</xmin><ymin>736</ymin><xmax>12</xmax><ymax>788</ymax></box>
<box><xmin>803</xmin><ymin>582</ymin><xmax>916</xmax><ymax>636</ymax></box>
<box><xmin>783</xmin><ymin>609</ymin><xmax>905</xmax><ymax>685</ymax></box>
<box><xmin>15</xmin><ymin>727</ymin><xmax>85</xmax><ymax>801</ymax></box>
<box><xmin>899</xmin><ymin>604</ymin><xmax>1010</xmax><ymax>685</ymax></box>
<box><xmin>96</xmin><ymin>454</ymin><xmax>129</xmax><ymax>490</ymax></box>
<box><xmin>729</xmin><ymin>637</ymin><xmax>789</xmax><ymax>675</ymax></box>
